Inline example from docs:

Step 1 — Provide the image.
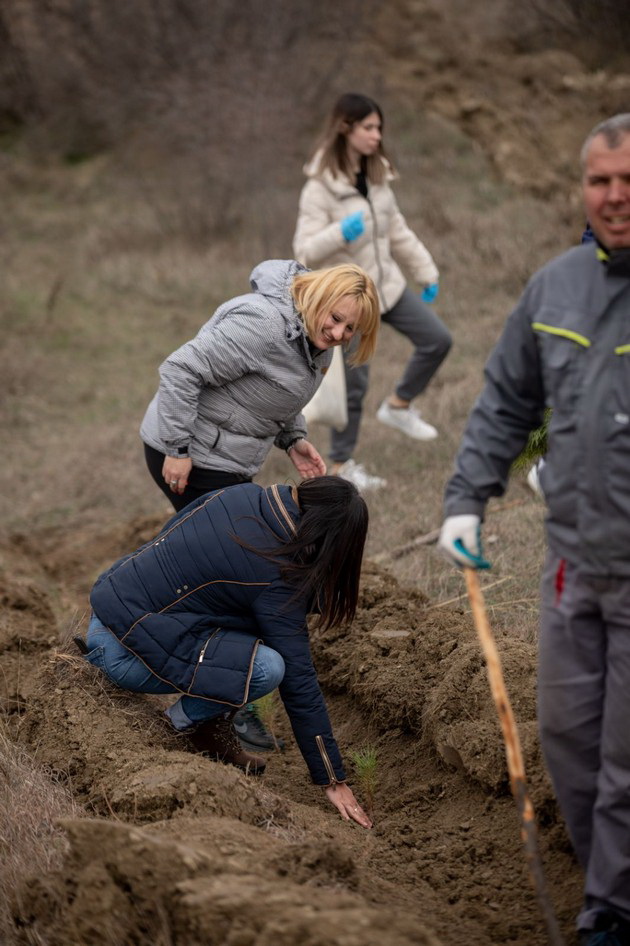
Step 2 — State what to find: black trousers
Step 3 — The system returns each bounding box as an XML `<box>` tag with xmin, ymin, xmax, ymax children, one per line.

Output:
<box><xmin>144</xmin><ymin>444</ymin><xmax>251</xmax><ymax>512</ymax></box>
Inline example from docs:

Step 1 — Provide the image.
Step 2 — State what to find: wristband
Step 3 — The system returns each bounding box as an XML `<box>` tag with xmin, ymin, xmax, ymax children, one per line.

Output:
<box><xmin>286</xmin><ymin>437</ymin><xmax>303</xmax><ymax>455</ymax></box>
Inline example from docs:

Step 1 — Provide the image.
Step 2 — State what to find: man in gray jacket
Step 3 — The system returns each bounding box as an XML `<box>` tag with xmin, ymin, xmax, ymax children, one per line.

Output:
<box><xmin>439</xmin><ymin>114</ymin><xmax>630</xmax><ymax>946</ymax></box>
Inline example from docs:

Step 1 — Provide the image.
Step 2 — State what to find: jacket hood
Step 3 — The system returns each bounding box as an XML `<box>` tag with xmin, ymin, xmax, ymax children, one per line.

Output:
<box><xmin>303</xmin><ymin>150</ymin><xmax>396</xmax><ymax>190</ymax></box>
<box><xmin>249</xmin><ymin>259</ymin><xmax>309</xmax><ymax>341</ymax></box>
<box><xmin>249</xmin><ymin>258</ymin><xmax>306</xmax><ymax>306</ymax></box>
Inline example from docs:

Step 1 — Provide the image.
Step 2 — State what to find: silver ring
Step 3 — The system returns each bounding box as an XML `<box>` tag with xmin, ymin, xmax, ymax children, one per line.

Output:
<box><xmin>353</xmin><ymin>807</ymin><xmax>358</xmax><ymax>811</ymax></box>
<box><xmin>170</xmin><ymin>480</ymin><xmax>178</xmax><ymax>485</ymax></box>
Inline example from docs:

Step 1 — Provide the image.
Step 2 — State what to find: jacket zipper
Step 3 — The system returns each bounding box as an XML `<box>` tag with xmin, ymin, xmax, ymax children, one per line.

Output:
<box><xmin>315</xmin><ymin>734</ymin><xmax>339</xmax><ymax>785</ymax></box>
<box><xmin>198</xmin><ymin>627</ymin><xmax>221</xmax><ymax>663</ymax></box>
<box><xmin>366</xmin><ymin>193</ymin><xmax>384</xmax><ymax>300</ymax></box>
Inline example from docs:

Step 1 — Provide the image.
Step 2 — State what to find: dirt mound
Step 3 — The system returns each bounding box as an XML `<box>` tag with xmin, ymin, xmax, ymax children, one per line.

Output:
<box><xmin>0</xmin><ymin>518</ymin><xmax>583</xmax><ymax>945</ymax></box>
<box><xmin>17</xmin><ymin>816</ymin><xmax>440</xmax><ymax>946</ymax></box>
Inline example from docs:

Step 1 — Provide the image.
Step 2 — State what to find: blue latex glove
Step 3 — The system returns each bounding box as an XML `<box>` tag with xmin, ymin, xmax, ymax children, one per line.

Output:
<box><xmin>421</xmin><ymin>282</ymin><xmax>439</xmax><ymax>304</ymax></box>
<box><xmin>340</xmin><ymin>211</ymin><xmax>364</xmax><ymax>243</ymax></box>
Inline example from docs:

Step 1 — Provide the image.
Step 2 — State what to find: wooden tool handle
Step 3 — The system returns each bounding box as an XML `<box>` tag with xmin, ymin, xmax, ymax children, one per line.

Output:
<box><xmin>464</xmin><ymin>568</ymin><xmax>565</xmax><ymax>946</ymax></box>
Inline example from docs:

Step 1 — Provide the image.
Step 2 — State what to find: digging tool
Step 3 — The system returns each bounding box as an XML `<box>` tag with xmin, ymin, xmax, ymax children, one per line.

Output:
<box><xmin>463</xmin><ymin>567</ymin><xmax>565</xmax><ymax>946</ymax></box>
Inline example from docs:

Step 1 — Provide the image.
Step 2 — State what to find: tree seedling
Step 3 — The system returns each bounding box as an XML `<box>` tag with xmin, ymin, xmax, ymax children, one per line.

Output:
<box><xmin>252</xmin><ymin>690</ymin><xmax>282</xmax><ymax>750</ymax></box>
<box><xmin>349</xmin><ymin>744</ymin><xmax>378</xmax><ymax>817</ymax></box>
<box><xmin>512</xmin><ymin>407</ymin><xmax>551</xmax><ymax>473</ymax></box>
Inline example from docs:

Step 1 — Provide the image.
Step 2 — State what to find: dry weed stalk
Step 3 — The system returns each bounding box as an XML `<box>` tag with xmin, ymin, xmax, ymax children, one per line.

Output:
<box><xmin>428</xmin><ymin>575</ymin><xmax>513</xmax><ymax>609</ymax></box>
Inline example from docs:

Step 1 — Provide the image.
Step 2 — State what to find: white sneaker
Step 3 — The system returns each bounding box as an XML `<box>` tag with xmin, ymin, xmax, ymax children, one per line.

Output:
<box><xmin>376</xmin><ymin>400</ymin><xmax>438</xmax><ymax>441</ymax></box>
<box><xmin>336</xmin><ymin>459</ymin><xmax>387</xmax><ymax>491</ymax></box>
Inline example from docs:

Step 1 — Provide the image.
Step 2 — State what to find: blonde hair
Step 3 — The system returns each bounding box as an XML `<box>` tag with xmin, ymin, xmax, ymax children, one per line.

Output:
<box><xmin>291</xmin><ymin>264</ymin><xmax>379</xmax><ymax>365</ymax></box>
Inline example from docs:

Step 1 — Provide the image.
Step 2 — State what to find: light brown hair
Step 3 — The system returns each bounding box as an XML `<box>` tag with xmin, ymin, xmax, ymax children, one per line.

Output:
<box><xmin>309</xmin><ymin>92</ymin><xmax>393</xmax><ymax>185</ymax></box>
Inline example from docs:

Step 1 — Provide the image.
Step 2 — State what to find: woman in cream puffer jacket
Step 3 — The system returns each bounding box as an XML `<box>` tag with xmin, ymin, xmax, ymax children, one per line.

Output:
<box><xmin>293</xmin><ymin>92</ymin><xmax>452</xmax><ymax>491</ymax></box>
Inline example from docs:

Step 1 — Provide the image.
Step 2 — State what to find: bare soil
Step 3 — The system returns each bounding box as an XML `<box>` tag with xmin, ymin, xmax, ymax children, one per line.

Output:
<box><xmin>1</xmin><ymin>514</ymin><xmax>582</xmax><ymax>946</ymax></box>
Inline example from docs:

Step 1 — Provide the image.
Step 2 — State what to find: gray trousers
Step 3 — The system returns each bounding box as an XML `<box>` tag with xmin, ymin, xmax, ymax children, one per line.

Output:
<box><xmin>538</xmin><ymin>551</ymin><xmax>630</xmax><ymax>929</ymax></box>
<box><xmin>329</xmin><ymin>287</ymin><xmax>452</xmax><ymax>463</ymax></box>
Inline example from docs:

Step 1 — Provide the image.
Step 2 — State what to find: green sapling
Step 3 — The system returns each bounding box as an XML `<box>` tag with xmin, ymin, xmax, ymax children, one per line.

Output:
<box><xmin>349</xmin><ymin>744</ymin><xmax>378</xmax><ymax>817</ymax></box>
<box><xmin>252</xmin><ymin>690</ymin><xmax>282</xmax><ymax>750</ymax></box>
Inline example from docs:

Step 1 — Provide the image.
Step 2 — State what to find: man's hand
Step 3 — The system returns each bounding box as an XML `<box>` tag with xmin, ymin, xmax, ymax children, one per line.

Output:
<box><xmin>438</xmin><ymin>514</ymin><xmax>491</xmax><ymax>569</ymax></box>
<box><xmin>288</xmin><ymin>439</ymin><xmax>326</xmax><ymax>478</ymax></box>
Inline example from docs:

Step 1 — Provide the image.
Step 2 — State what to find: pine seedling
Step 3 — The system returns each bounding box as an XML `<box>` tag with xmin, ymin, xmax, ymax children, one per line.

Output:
<box><xmin>252</xmin><ymin>691</ymin><xmax>282</xmax><ymax>750</ymax></box>
<box><xmin>350</xmin><ymin>744</ymin><xmax>378</xmax><ymax>817</ymax></box>
<box><xmin>512</xmin><ymin>408</ymin><xmax>551</xmax><ymax>473</ymax></box>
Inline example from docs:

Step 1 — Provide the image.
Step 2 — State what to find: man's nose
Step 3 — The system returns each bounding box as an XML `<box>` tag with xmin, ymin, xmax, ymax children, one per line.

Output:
<box><xmin>607</xmin><ymin>178</ymin><xmax>627</xmax><ymax>203</ymax></box>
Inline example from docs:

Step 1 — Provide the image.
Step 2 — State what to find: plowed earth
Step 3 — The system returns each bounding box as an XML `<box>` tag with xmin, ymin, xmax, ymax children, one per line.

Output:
<box><xmin>1</xmin><ymin>516</ymin><xmax>582</xmax><ymax>945</ymax></box>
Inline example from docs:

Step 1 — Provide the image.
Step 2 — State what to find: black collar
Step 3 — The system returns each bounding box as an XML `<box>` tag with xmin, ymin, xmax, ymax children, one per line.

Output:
<box><xmin>595</xmin><ymin>240</ymin><xmax>630</xmax><ymax>278</ymax></box>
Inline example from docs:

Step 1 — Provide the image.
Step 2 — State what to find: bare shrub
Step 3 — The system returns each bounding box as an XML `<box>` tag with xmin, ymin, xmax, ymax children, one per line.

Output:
<box><xmin>507</xmin><ymin>0</ymin><xmax>630</xmax><ymax>65</ymax></box>
<box><xmin>0</xmin><ymin>0</ymin><xmax>387</xmax><ymax>254</ymax></box>
<box><xmin>0</xmin><ymin>719</ymin><xmax>82</xmax><ymax>944</ymax></box>
<box><xmin>0</xmin><ymin>2</ymin><xmax>377</xmax><ymax>166</ymax></box>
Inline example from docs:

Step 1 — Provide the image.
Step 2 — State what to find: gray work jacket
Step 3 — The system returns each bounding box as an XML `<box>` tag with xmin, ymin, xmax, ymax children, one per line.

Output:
<box><xmin>445</xmin><ymin>243</ymin><xmax>630</xmax><ymax>576</ymax></box>
<box><xmin>140</xmin><ymin>259</ymin><xmax>332</xmax><ymax>477</ymax></box>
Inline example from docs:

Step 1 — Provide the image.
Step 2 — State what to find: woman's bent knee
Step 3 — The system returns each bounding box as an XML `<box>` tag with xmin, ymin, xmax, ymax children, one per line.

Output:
<box><xmin>251</xmin><ymin>645</ymin><xmax>285</xmax><ymax>693</ymax></box>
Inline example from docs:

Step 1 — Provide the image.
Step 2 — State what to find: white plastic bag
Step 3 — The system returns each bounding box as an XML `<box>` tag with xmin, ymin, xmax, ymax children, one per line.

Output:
<box><xmin>302</xmin><ymin>345</ymin><xmax>348</xmax><ymax>432</ymax></box>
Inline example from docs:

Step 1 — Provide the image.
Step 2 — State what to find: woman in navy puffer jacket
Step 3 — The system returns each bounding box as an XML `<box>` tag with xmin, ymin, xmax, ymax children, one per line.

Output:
<box><xmin>81</xmin><ymin>475</ymin><xmax>373</xmax><ymax>829</ymax></box>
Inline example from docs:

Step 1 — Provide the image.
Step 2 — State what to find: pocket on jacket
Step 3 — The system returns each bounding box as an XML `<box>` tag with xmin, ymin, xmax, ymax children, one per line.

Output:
<box><xmin>208</xmin><ymin>428</ymin><xmax>269</xmax><ymax>468</ymax></box>
<box><xmin>190</xmin><ymin>629</ymin><xmax>260</xmax><ymax>704</ymax></box>
<box><xmin>536</xmin><ymin>335</ymin><xmax>583</xmax><ymax>413</ymax></box>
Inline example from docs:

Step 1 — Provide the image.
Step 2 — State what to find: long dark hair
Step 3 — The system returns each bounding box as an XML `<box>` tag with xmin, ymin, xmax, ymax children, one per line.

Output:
<box><xmin>249</xmin><ymin>476</ymin><xmax>368</xmax><ymax>630</ymax></box>
<box><xmin>312</xmin><ymin>92</ymin><xmax>393</xmax><ymax>185</ymax></box>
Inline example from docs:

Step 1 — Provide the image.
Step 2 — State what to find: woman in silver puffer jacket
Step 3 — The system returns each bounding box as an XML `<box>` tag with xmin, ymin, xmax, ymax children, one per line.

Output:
<box><xmin>140</xmin><ymin>258</ymin><xmax>379</xmax><ymax>511</ymax></box>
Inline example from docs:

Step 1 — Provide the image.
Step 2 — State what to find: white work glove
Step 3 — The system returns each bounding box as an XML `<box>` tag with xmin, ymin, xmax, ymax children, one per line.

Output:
<box><xmin>438</xmin><ymin>514</ymin><xmax>491</xmax><ymax>569</ymax></box>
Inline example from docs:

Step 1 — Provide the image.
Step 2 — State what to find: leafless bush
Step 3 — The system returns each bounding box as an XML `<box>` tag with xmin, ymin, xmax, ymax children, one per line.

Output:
<box><xmin>508</xmin><ymin>0</ymin><xmax>630</xmax><ymax>64</ymax></box>
<box><xmin>0</xmin><ymin>0</ymin><xmax>381</xmax><ymax>249</ymax></box>
<box><xmin>0</xmin><ymin>720</ymin><xmax>82</xmax><ymax>944</ymax></box>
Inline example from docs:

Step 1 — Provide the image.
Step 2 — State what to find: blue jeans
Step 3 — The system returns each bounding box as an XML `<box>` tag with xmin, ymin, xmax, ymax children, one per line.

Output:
<box><xmin>85</xmin><ymin>614</ymin><xmax>285</xmax><ymax>731</ymax></box>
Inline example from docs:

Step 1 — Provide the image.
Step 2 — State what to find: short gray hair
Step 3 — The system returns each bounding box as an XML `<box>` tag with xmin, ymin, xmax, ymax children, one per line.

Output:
<box><xmin>581</xmin><ymin>113</ymin><xmax>630</xmax><ymax>167</ymax></box>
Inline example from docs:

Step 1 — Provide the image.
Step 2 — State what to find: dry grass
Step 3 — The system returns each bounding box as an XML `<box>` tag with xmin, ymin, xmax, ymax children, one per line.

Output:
<box><xmin>0</xmin><ymin>718</ymin><xmax>82</xmax><ymax>943</ymax></box>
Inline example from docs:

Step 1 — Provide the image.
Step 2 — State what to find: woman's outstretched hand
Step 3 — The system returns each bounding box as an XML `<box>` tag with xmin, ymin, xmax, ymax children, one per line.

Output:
<box><xmin>288</xmin><ymin>439</ymin><xmax>326</xmax><ymax>478</ymax></box>
<box><xmin>162</xmin><ymin>456</ymin><xmax>193</xmax><ymax>495</ymax></box>
<box><xmin>324</xmin><ymin>783</ymin><xmax>372</xmax><ymax>828</ymax></box>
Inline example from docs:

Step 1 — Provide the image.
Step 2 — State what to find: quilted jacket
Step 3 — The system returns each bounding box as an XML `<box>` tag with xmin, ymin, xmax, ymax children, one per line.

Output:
<box><xmin>90</xmin><ymin>482</ymin><xmax>346</xmax><ymax>785</ymax></box>
<box><xmin>140</xmin><ymin>259</ymin><xmax>332</xmax><ymax>477</ymax></box>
